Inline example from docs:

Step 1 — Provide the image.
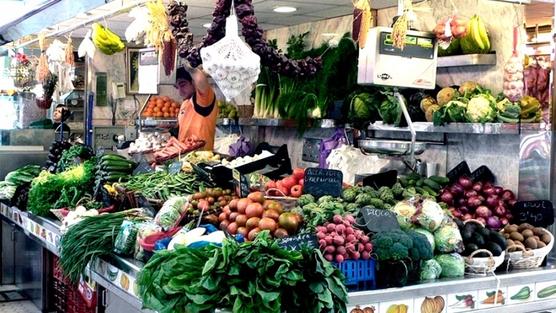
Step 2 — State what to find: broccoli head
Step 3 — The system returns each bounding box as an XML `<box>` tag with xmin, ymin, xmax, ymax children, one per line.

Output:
<box><xmin>342</xmin><ymin>188</ymin><xmax>358</xmax><ymax>202</ymax></box>
<box><xmin>406</xmin><ymin>230</ymin><xmax>433</xmax><ymax>261</ymax></box>
<box><xmin>372</xmin><ymin>230</ymin><xmax>414</xmax><ymax>261</ymax></box>
<box><xmin>391</xmin><ymin>182</ymin><xmax>404</xmax><ymax>199</ymax></box>
<box><xmin>298</xmin><ymin>194</ymin><xmax>315</xmax><ymax>207</ymax></box>
<box><xmin>317</xmin><ymin>195</ymin><xmax>335</xmax><ymax>204</ymax></box>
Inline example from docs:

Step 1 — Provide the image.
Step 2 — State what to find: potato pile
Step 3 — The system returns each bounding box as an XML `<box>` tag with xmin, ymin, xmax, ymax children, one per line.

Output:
<box><xmin>501</xmin><ymin>223</ymin><xmax>551</xmax><ymax>252</ymax></box>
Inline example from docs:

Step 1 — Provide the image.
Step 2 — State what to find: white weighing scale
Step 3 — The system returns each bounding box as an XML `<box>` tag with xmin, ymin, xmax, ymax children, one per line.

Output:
<box><xmin>357</xmin><ymin>26</ymin><xmax>438</xmax><ymax>90</ymax></box>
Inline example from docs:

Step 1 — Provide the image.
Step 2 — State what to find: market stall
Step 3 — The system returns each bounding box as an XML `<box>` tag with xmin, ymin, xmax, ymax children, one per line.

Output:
<box><xmin>0</xmin><ymin>0</ymin><xmax>555</xmax><ymax>312</ymax></box>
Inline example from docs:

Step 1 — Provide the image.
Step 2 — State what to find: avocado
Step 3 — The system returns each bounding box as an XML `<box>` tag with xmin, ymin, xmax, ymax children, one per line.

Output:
<box><xmin>485</xmin><ymin>242</ymin><xmax>503</xmax><ymax>256</ymax></box>
<box><xmin>478</xmin><ymin>227</ymin><xmax>490</xmax><ymax>237</ymax></box>
<box><xmin>475</xmin><ymin>251</ymin><xmax>490</xmax><ymax>257</ymax></box>
<box><xmin>464</xmin><ymin>243</ymin><xmax>479</xmax><ymax>256</ymax></box>
<box><xmin>472</xmin><ymin>232</ymin><xmax>486</xmax><ymax>247</ymax></box>
<box><xmin>455</xmin><ymin>219</ymin><xmax>464</xmax><ymax>230</ymax></box>
<box><xmin>489</xmin><ymin>231</ymin><xmax>507</xmax><ymax>250</ymax></box>
<box><xmin>462</xmin><ymin>229</ymin><xmax>473</xmax><ymax>241</ymax></box>
<box><xmin>464</xmin><ymin>222</ymin><xmax>477</xmax><ymax>233</ymax></box>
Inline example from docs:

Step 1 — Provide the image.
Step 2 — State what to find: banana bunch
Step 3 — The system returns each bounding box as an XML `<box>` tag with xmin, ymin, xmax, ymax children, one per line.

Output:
<box><xmin>460</xmin><ymin>15</ymin><xmax>490</xmax><ymax>54</ymax></box>
<box><xmin>386</xmin><ymin>304</ymin><xmax>408</xmax><ymax>313</ymax></box>
<box><xmin>92</xmin><ymin>23</ymin><xmax>125</xmax><ymax>55</ymax></box>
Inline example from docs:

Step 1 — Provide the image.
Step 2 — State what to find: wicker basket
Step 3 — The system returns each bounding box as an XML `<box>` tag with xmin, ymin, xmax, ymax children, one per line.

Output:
<box><xmin>506</xmin><ymin>230</ymin><xmax>554</xmax><ymax>269</ymax></box>
<box><xmin>465</xmin><ymin>249</ymin><xmax>505</xmax><ymax>275</ymax></box>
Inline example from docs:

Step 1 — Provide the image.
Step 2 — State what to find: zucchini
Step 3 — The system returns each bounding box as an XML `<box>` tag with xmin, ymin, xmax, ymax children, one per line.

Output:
<box><xmin>100</xmin><ymin>160</ymin><xmax>135</xmax><ymax>168</ymax></box>
<box><xmin>429</xmin><ymin>175</ymin><xmax>450</xmax><ymax>185</ymax></box>
<box><xmin>101</xmin><ymin>154</ymin><xmax>132</xmax><ymax>162</ymax></box>
<box><xmin>538</xmin><ymin>285</ymin><xmax>556</xmax><ymax>299</ymax></box>
<box><xmin>100</xmin><ymin>164</ymin><xmax>134</xmax><ymax>172</ymax></box>
<box><xmin>398</xmin><ymin>177</ymin><xmax>409</xmax><ymax>187</ymax></box>
<box><xmin>415</xmin><ymin>186</ymin><xmax>427</xmax><ymax>195</ymax></box>
<box><xmin>423</xmin><ymin>178</ymin><xmax>441</xmax><ymax>191</ymax></box>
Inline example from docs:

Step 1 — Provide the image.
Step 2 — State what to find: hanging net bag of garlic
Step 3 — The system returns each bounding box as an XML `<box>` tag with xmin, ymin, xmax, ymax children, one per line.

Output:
<box><xmin>200</xmin><ymin>2</ymin><xmax>260</xmax><ymax>101</ymax></box>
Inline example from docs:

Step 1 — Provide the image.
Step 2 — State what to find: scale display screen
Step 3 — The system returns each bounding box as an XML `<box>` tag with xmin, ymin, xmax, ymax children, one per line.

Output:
<box><xmin>379</xmin><ymin>32</ymin><xmax>435</xmax><ymax>59</ymax></box>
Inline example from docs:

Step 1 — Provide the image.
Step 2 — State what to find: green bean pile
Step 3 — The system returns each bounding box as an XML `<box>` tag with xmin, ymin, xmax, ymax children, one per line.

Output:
<box><xmin>123</xmin><ymin>171</ymin><xmax>206</xmax><ymax>201</ymax></box>
<box><xmin>59</xmin><ymin>209</ymin><xmax>147</xmax><ymax>283</ymax></box>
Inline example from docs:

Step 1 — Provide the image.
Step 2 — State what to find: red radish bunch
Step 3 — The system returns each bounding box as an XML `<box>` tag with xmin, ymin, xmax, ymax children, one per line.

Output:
<box><xmin>316</xmin><ymin>215</ymin><xmax>373</xmax><ymax>263</ymax></box>
<box><xmin>265</xmin><ymin>168</ymin><xmax>305</xmax><ymax>198</ymax></box>
<box><xmin>434</xmin><ymin>15</ymin><xmax>468</xmax><ymax>41</ymax></box>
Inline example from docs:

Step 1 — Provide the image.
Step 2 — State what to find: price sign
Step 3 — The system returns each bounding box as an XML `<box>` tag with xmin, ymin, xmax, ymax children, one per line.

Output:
<box><xmin>278</xmin><ymin>233</ymin><xmax>318</xmax><ymax>250</ymax></box>
<box><xmin>360</xmin><ymin>206</ymin><xmax>400</xmax><ymax>233</ymax></box>
<box><xmin>470</xmin><ymin>165</ymin><xmax>495</xmax><ymax>183</ymax></box>
<box><xmin>303</xmin><ymin>168</ymin><xmax>343</xmax><ymax>198</ymax></box>
<box><xmin>512</xmin><ymin>200</ymin><xmax>554</xmax><ymax>227</ymax></box>
<box><xmin>447</xmin><ymin>161</ymin><xmax>471</xmax><ymax>183</ymax></box>
<box><xmin>363</xmin><ymin>170</ymin><xmax>398</xmax><ymax>189</ymax></box>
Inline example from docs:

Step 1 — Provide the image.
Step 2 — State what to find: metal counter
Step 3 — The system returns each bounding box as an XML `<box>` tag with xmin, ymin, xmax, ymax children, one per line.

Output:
<box><xmin>2</xmin><ymin>204</ymin><xmax>556</xmax><ymax>312</ymax></box>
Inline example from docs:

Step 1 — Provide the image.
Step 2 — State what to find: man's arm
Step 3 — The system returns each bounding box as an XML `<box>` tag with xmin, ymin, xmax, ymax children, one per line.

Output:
<box><xmin>192</xmin><ymin>67</ymin><xmax>215</xmax><ymax>107</ymax></box>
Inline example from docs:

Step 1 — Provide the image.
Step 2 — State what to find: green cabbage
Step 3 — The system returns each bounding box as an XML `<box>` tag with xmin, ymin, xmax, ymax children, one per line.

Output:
<box><xmin>416</xmin><ymin>199</ymin><xmax>446</xmax><ymax>232</ymax></box>
<box><xmin>420</xmin><ymin>259</ymin><xmax>442</xmax><ymax>280</ymax></box>
<box><xmin>434</xmin><ymin>221</ymin><xmax>464</xmax><ymax>253</ymax></box>
<box><xmin>435</xmin><ymin>253</ymin><xmax>465</xmax><ymax>278</ymax></box>
<box><xmin>392</xmin><ymin>201</ymin><xmax>417</xmax><ymax>230</ymax></box>
<box><xmin>349</xmin><ymin>92</ymin><xmax>377</xmax><ymax>121</ymax></box>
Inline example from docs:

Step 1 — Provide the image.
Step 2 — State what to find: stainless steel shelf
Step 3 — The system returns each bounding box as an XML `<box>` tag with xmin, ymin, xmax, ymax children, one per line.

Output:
<box><xmin>217</xmin><ymin>118</ymin><xmax>339</xmax><ymax>128</ymax></box>
<box><xmin>437</xmin><ymin>53</ymin><xmax>497</xmax><ymax>68</ymax></box>
<box><xmin>369</xmin><ymin>122</ymin><xmax>551</xmax><ymax>135</ymax></box>
<box><xmin>138</xmin><ymin>118</ymin><xmax>178</xmax><ymax>128</ymax></box>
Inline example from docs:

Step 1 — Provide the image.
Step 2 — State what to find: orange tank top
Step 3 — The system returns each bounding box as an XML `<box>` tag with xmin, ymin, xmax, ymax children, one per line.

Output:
<box><xmin>177</xmin><ymin>88</ymin><xmax>218</xmax><ymax>150</ymax></box>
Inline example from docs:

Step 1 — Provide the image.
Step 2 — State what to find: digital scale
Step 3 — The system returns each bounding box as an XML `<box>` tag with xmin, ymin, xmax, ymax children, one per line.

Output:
<box><xmin>357</xmin><ymin>26</ymin><xmax>438</xmax><ymax>90</ymax></box>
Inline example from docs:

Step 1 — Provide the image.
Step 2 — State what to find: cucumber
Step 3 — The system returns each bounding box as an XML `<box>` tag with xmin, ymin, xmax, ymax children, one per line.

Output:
<box><xmin>423</xmin><ymin>178</ymin><xmax>441</xmax><ymax>191</ymax></box>
<box><xmin>538</xmin><ymin>285</ymin><xmax>556</xmax><ymax>299</ymax></box>
<box><xmin>100</xmin><ymin>164</ymin><xmax>134</xmax><ymax>171</ymax></box>
<box><xmin>415</xmin><ymin>186</ymin><xmax>427</xmax><ymax>195</ymax></box>
<box><xmin>416</xmin><ymin>179</ymin><xmax>424</xmax><ymax>187</ymax></box>
<box><xmin>399</xmin><ymin>177</ymin><xmax>409</xmax><ymax>187</ymax></box>
<box><xmin>429</xmin><ymin>175</ymin><xmax>450</xmax><ymax>185</ymax></box>
<box><xmin>100</xmin><ymin>160</ymin><xmax>136</xmax><ymax>168</ymax></box>
<box><xmin>101</xmin><ymin>154</ymin><xmax>133</xmax><ymax>162</ymax></box>
<box><xmin>422</xmin><ymin>186</ymin><xmax>437</xmax><ymax>196</ymax></box>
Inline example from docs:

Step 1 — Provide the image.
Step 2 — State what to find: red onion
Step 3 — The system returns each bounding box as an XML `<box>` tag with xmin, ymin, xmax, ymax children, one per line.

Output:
<box><xmin>494</xmin><ymin>186</ymin><xmax>504</xmax><ymax>195</ymax></box>
<box><xmin>458</xmin><ymin>177</ymin><xmax>473</xmax><ymax>190</ymax></box>
<box><xmin>484</xmin><ymin>182</ymin><xmax>494</xmax><ymax>189</ymax></box>
<box><xmin>467</xmin><ymin>196</ymin><xmax>482</xmax><ymax>208</ymax></box>
<box><xmin>477</xmin><ymin>195</ymin><xmax>485</xmax><ymax>203</ymax></box>
<box><xmin>501</xmin><ymin>190</ymin><xmax>516</xmax><ymax>201</ymax></box>
<box><xmin>465</xmin><ymin>190</ymin><xmax>478</xmax><ymax>198</ymax></box>
<box><xmin>458</xmin><ymin>198</ymin><xmax>467</xmax><ymax>207</ymax></box>
<box><xmin>494</xmin><ymin>205</ymin><xmax>507</xmax><ymax>217</ymax></box>
<box><xmin>475</xmin><ymin>205</ymin><xmax>491</xmax><ymax>218</ymax></box>
<box><xmin>451</xmin><ymin>209</ymin><xmax>462</xmax><ymax>218</ymax></box>
<box><xmin>450</xmin><ymin>184</ymin><xmax>465</xmax><ymax>196</ymax></box>
<box><xmin>440</xmin><ymin>191</ymin><xmax>454</xmax><ymax>205</ymax></box>
<box><xmin>482</xmin><ymin>186</ymin><xmax>496</xmax><ymax>196</ymax></box>
<box><xmin>486</xmin><ymin>216</ymin><xmax>502</xmax><ymax>229</ymax></box>
<box><xmin>459</xmin><ymin>206</ymin><xmax>469</xmax><ymax>214</ymax></box>
<box><xmin>472</xmin><ymin>182</ymin><xmax>483</xmax><ymax>192</ymax></box>
<box><xmin>500</xmin><ymin>217</ymin><xmax>509</xmax><ymax>226</ymax></box>
<box><xmin>463</xmin><ymin>213</ymin><xmax>473</xmax><ymax>221</ymax></box>
<box><xmin>506</xmin><ymin>213</ymin><xmax>513</xmax><ymax>220</ymax></box>
<box><xmin>476</xmin><ymin>217</ymin><xmax>487</xmax><ymax>225</ymax></box>
<box><xmin>486</xmin><ymin>195</ymin><xmax>499</xmax><ymax>208</ymax></box>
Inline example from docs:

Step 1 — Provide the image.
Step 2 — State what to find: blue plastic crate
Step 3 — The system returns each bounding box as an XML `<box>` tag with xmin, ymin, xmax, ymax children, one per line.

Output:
<box><xmin>333</xmin><ymin>259</ymin><xmax>376</xmax><ymax>291</ymax></box>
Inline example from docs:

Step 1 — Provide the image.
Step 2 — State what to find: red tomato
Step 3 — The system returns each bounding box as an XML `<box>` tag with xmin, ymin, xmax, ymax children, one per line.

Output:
<box><xmin>292</xmin><ymin>168</ymin><xmax>305</xmax><ymax>180</ymax></box>
<box><xmin>281</xmin><ymin>176</ymin><xmax>296</xmax><ymax>190</ymax></box>
<box><xmin>290</xmin><ymin>185</ymin><xmax>302</xmax><ymax>198</ymax></box>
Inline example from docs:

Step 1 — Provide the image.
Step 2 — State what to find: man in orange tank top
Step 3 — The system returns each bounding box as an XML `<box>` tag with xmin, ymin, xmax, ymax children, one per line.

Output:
<box><xmin>175</xmin><ymin>66</ymin><xmax>218</xmax><ymax>150</ymax></box>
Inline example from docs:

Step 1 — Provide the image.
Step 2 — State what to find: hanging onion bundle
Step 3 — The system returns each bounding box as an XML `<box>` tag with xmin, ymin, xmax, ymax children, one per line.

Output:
<box><xmin>36</xmin><ymin>33</ymin><xmax>49</xmax><ymax>83</ymax></box>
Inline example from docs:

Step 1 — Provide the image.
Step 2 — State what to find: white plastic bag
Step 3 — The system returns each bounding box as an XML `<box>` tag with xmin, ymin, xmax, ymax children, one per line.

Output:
<box><xmin>78</xmin><ymin>30</ymin><xmax>96</xmax><ymax>59</ymax></box>
<box><xmin>200</xmin><ymin>13</ymin><xmax>260</xmax><ymax>101</ymax></box>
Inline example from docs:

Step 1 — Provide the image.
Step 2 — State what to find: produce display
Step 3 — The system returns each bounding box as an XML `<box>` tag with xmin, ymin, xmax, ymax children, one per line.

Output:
<box><xmin>458</xmin><ymin>220</ymin><xmax>507</xmax><ymax>257</ymax></box>
<box><xmin>0</xmin><ymin>165</ymin><xmax>41</xmax><ymax>200</ymax></box>
<box><xmin>439</xmin><ymin>176</ymin><xmax>515</xmax><ymax>229</ymax></box>
<box><xmin>46</xmin><ymin>140</ymin><xmax>72</xmax><ymax>173</ymax></box>
<box><xmin>122</xmin><ymin>170</ymin><xmax>206</xmax><ymax>200</ymax></box>
<box><xmin>265</xmin><ymin>167</ymin><xmax>304</xmax><ymax>197</ymax></box>
<box><xmin>153</xmin><ymin>136</ymin><xmax>205</xmax><ymax>162</ymax></box>
<box><xmin>317</xmin><ymin>214</ymin><xmax>372</xmax><ymax>263</ymax></box>
<box><xmin>94</xmin><ymin>154</ymin><xmax>136</xmax><ymax>195</ymax></box>
<box><xmin>128</xmin><ymin>131</ymin><xmax>170</xmax><ymax>154</ymax></box>
<box><xmin>217</xmin><ymin>100</ymin><xmax>238</xmax><ymax>119</ymax></box>
<box><xmin>186</xmin><ymin>187</ymin><xmax>234</xmax><ymax>225</ymax></box>
<box><xmin>56</xmin><ymin>144</ymin><xmax>94</xmax><ymax>173</ymax></box>
<box><xmin>141</xmin><ymin>95</ymin><xmax>180</xmax><ymax>119</ymax></box>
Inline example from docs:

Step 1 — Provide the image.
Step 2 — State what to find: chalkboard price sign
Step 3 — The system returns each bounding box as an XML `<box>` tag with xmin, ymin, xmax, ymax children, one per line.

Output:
<box><xmin>360</xmin><ymin>206</ymin><xmax>400</xmax><ymax>233</ymax></box>
<box><xmin>278</xmin><ymin>233</ymin><xmax>318</xmax><ymax>250</ymax></box>
<box><xmin>447</xmin><ymin>161</ymin><xmax>471</xmax><ymax>183</ymax></box>
<box><xmin>470</xmin><ymin>165</ymin><xmax>495</xmax><ymax>183</ymax></box>
<box><xmin>512</xmin><ymin>200</ymin><xmax>554</xmax><ymax>227</ymax></box>
<box><xmin>303</xmin><ymin>168</ymin><xmax>343</xmax><ymax>198</ymax></box>
<box><xmin>363</xmin><ymin>170</ymin><xmax>398</xmax><ymax>189</ymax></box>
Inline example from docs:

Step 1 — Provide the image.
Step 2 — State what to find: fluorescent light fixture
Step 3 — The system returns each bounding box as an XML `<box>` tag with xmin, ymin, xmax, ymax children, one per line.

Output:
<box><xmin>488</xmin><ymin>0</ymin><xmax>531</xmax><ymax>3</ymax></box>
<box><xmin>203</xmin><ymin>23</ymin><xmax>211</xmax><ymax>28</ymax></box>
<box><xmin>273</xmin><ymin>6</ymin><xmax>297</xmax><ymax>13</ymax></box>
<box><xmin>321</xmin><ymin>33</ymin><xmax>337</xmax><ymax>37</ymax></box>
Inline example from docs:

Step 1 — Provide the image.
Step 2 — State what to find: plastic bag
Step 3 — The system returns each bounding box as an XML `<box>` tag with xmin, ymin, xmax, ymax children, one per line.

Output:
<box><xmin>229</xmin><ymin>135</ymin><xmax>252</xmax><ymax>157</ymax></box>
<box><xmin>319</xmin><ymin>128</ymin><xmax>348</xmax><ymax>168</ymax></box>
<box><xmin>434</xmin><ymin>221</ymin><xmax>464</xmax><ymax>253</ymax></box>
<box><xmin>154</xmin><ymin>196</ymin><xmax>188</xmax><ymax>230</ymax></box>
<box><xmin>200</xmin><ymin>13</ymin><xmax>260</xmax><ymax>100</ymax></box>
<box><xmin>134</xmin><ymin>221</ymin><xmax>161</xmax><ymax>259</ymax></box>
<box><xmin>114</xmin><ymin>220</ymin><xmax>139</xmax><ymax>256</ymax></box>
<box><xmin>415</xmin><ymin>199</ymin><xmax>446</xmax><ymax>232</ymax></box>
